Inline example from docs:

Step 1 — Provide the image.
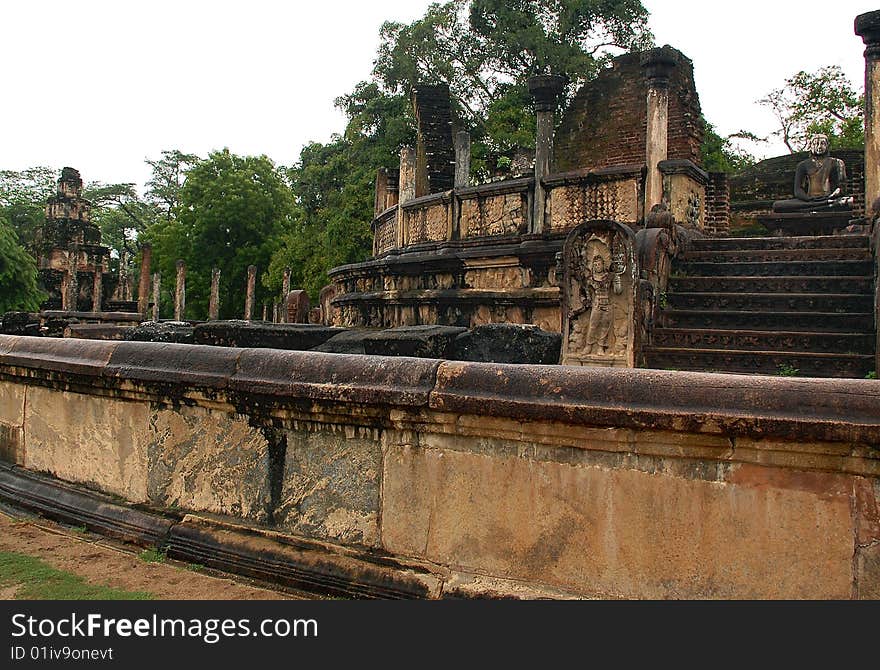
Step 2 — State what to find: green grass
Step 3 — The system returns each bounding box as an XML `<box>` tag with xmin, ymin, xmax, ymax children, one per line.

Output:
<box><xmin>866</xmin><ymin>371</ymin><xmax>877</xmax><ymax>380</ymax></box>
<box><xmin>185</xmin><ymin>563</ymin><xmax>205</xmax><ymax>573</ymax></box>
<box><xmin>776</xmin><ymin>363</ymin><xmax>800</xmax><ymax>377</ymax></box>
<box><xmin>0</xmin><ymin>551</ymin><xmax>152</xmax><ymax>600</ymax></box>
<box><xmin>137</xmin><ymin>548</ymin><xmax>167</xmax><ymax>564</ymax></box>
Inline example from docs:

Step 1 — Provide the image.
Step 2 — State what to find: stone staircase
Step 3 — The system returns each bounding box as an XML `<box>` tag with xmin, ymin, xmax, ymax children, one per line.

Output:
<box><xmin>644</xmin><ymin>234</ymin><xmax>877</xmax><ymax>378</ymax></box>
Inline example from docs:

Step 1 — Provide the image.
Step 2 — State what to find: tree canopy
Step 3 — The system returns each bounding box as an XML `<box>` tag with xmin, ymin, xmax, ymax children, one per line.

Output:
<box><xmin>759</xmin><ymin>65</ymin><xmax>864</xmax><ymax>153</ymax></box>
<box><xmin>0</xmin><ymin>210</ymin><xmax>44</xmax><ymax>313</ymax></box>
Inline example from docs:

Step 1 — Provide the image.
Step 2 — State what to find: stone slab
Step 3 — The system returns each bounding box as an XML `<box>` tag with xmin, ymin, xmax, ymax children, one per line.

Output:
<box><xmin>362</xmin><ymin>325</ymin><xmax>467</xmax><ymax>359</ymax></box>
<box><xmin>275</xmin><ymin>424</ymin><xmax>382</xmax><ymax>547</ymax></box>
<box><xmin>125</xmin><ymin>321</ymin><xmax>195</xmax><ymax>344</ymax></box>
<box><xmin>24</xmin><ymin>386</ymin><xmax>149</xmax><ymax>502</ymax></box>
<box><xmin>381</xmin><ymin>442</ymin><xmax>855</xmax><ymax>598</ymax></box>
<box><xmin>193</xmin><ymin>321</ymin><xmax>345</xmax><ymax>350</ymax></box>
<box><xmin>148</xmin><ymin>405</ymin><xmax>271</xmax><ymax>522</ymax></box>
<box><xmin>451</xmin><ymin>324</ymin><xmax>561</xmax><ymax>364</ymax></box>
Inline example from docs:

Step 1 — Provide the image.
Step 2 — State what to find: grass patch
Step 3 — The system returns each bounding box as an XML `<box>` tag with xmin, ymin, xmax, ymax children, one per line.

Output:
<box><xmin>776</xmin><ymin>363</ymin><xmax>800</xmax><ymax>377</ymax></box>
<box><xmin>138</xmin><ymin>548</ymin><xmax>167</xmax><ymax>564</ymax></box>
<box><xmin>866</xmin><ymin>371</ymin><xmax>877</xmax><ymax>380</ymax></box>
<box><xmin>0</xmin><ymin>551</ymin><xmax>152</xmax><ymax>600</ymax></box>
<box><xmin>185</xmin><ymin>563</ymin><xmax>205</xmax><ymax>573</ymax></box>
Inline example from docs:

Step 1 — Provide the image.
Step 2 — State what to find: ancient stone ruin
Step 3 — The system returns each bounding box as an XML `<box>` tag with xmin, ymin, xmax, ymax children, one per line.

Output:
<box><xmin>1</xmin><ymin>11</ymin><xmax>879</xmax><ymax>601</ymax></box>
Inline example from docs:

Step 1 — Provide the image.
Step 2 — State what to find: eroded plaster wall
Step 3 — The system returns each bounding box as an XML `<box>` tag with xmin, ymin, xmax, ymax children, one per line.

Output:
<box><xmin>0</xmin><ymin>335</ymin><xmax>878</xmax><ymax>598</ymax></box>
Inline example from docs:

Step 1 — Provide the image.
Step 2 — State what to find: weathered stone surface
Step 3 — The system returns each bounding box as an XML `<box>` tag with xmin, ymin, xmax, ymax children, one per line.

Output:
<box><xmin>362</xmin><ymin>325</ymin><xmax>467</xmax><ymax>358</ymax></box>
<box><xmin>276</xmin><ymin>424</ymin><xmax>381</xmax><ymax>547</ymax></box>
<box><xmin>231</xmin><ymin>348</ymin><xmax>440</xmax><ymax>407</ymax></box>
<box><xmin>450</xmin><ymin>324</ymin><xmax>561</xmax><ymax>364</ymax></box>
<box><xmin>106</xmin><ymin>341</ymin><xmax>240</xmax><ymax>389</ymax></box>
<box><xmin>0</xmin><ymin>312</ymin><xmax>40</xmax><ymax>336</ymax></box>
<box><xmin>0</xmin><ymin>381</ymin><xmax>25</xmax><ymax>427</ymax></box>
<box><xmin>193</xmin><ymin>321</ymin><xmax>344</xmax><ymax>350</ymax></box>
<box><xmin>24</xmin><ymin>386</ymin><xmax>149</xmax><ymax>502</ymax></box>
<box><xmin>125</xmin><ymin>320</ymin><xmax>195</xmax><ymax>344</ymax></box>
<box><xmin>381</xmin><ymin>442</ymin><xmax>855</xmax><ymax>598</ymax></box>
<box><xmin>3</xmin><ymin>335</ymin><xmax>116</xmax><ymax>376</ymax></box>
<box><xmin>64</xmin><ymin>323</ymin><xmax>134</xmax><ymax>340</ymax></box>
<box><xmin>430</xmin><ymin>362</ymin><xmax>880</xmax><ymax>444</ymax></box>
<box><xmin>313</xmin><ymin>329</ymin><xmax>378</xmax><ymax>354</ymax></box>
<box><xmin>148</xmin><ymin>405</ymin><xmax>271</xmax><ymax>521</ymax></box>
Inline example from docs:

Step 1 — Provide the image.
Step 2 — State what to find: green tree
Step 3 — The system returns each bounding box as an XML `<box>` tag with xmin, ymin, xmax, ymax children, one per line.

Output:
<box><xmin>0</xmin><ymin>167</ymin><xmax>56</xmax><ymax>249</ymax></box>
<box><xmin>145</xmin><ymin>149</ymin><xmax>295</xmax><ymax>320</ymax></box>
<box><xmin>701</xmin><ymin>119</ymin><xmax>760</xmax><ymax>173</ymax></box>
<box><xmin>759</xmin><ymin>65</ymin><xmax>864</xmax><ymax>152</ymax></box>
<box><xmin>0</xmin><ymin>211</ymin><xmax>44</xmax><ymax>313</ymax></box>
<box><xmin>145</xmin><ymin>150</ymin><xmax>201</xmax><ymax>222</ymax></box>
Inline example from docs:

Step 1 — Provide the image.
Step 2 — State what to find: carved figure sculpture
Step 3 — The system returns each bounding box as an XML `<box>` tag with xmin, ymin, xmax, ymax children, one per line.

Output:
<box><xmin>772</xmin><ymin>134</ymin><xmax>851</xmax><ymax>212</ymax></box>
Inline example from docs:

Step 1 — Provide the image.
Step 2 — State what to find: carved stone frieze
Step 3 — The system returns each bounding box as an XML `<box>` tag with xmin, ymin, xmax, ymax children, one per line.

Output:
<box><xmin>404</xmin><ymin>203</ymin><xmax>449</xmax><ymax>244</ymax></box>
<box><xmin>561</xmin><ymin>220</ymin><xmax>638</xmax><ymax>367</ymax></box>
<box><xmin>460</xmin><ymin>193</ymin><xmax>526</xmax><ymax>238</ymax></box>
<box><xmin>547</xmin><ymin>179</ymin><xmax>639</xmax><ymax>232</ymax></box>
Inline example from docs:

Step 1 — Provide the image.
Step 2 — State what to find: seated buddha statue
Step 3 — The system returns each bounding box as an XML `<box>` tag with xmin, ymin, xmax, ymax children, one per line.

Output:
<box><xmin>772</xmin><ymin>134</ymin><xmax>852</xmax><ymax>213</ymax></box>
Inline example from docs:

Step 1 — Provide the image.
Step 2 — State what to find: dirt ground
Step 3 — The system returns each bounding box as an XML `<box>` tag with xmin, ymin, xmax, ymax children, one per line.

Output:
<box><xmin>0</xmin><ymin>508</ymin><xmax>308</xmax><ymax>600</ymax></box>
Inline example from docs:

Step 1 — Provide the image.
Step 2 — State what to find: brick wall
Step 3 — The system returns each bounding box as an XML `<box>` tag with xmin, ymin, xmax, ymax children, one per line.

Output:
<box><xmin>554</xmin><ymin>48</ymin><xmax>703</xmax><ymax>173</ymax></box>
<box><xmin>412</xmin><ymin>84</ymin><xmax>455</xmax><ymax>197</ymax></box>
<box><xmin>704</xmin><ymin>172</ymin><xmax>730</xmax><ymax>235</ymax></box>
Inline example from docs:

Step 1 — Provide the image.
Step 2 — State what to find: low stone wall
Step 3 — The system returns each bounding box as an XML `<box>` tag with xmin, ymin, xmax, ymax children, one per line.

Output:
<box><xmin>0</xmin><ymin>334</ymin><xmax>878</xmax><ymax>598</ymax></box>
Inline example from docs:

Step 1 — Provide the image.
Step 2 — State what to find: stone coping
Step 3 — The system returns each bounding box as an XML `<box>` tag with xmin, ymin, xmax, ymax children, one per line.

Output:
<box><xmin>1</xmin><ymin>334</ymin><xmax>879</xmax><ymax>445</ymax></box>
<box><xmin>542</xmin><ymin>163</ymin><xmax>645</xmax><ymax>188</ymax></box>
<box><xmin>399</xmin><ymin>190</ymin><xmax>454</xmax><ymax>211</ymax></box>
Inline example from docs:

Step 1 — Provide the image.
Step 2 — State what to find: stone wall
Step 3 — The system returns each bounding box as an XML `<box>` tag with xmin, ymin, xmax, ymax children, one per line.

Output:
<box><xmin>554</xmin><ymin>48</ymin><xmax>703</xmax><ymax>172</ymax></box>
<box><xmin>1</xmin><ymin>334</ymin><xmax>878</xmax><ymax>599</ymax></box>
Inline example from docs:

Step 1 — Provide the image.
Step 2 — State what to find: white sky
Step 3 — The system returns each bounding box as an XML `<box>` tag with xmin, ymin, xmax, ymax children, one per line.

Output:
<box><xmin>1</xmin><ymin>0</ymin><xmax>875</xmax><ymax>190</ymax></box>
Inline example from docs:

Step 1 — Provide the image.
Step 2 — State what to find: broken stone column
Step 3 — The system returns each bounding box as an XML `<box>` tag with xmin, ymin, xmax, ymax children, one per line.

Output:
<box><xmin>454</xmin><ymin>131</ymin><xmax>471</xmax><ymax>188</ymax></box>
<box><xmin>137</xmin><ymin>244</ymin><xmax>152</xmax><ymax>317</ymax></box>
<box><xmin>208</xmin><ymin>268</ymin><xmax>221</xmax><ymax>320</ymax></box>
<box><xmin>92</xmin><ymin>270</ymin><xmax>102</xmax><ymax>313</ymax></box>
<box><xmin>397</xmin><ymin>146</ymin><xmax>417</xmax><ymax>247</ymax></box>
<box><xmin>151</xmin><ymin>272</ymin><xmax>161</xmax><ymax>321</ymax></box>
<box><xmin>281</xmin><ymin>267</ymin><xmax>291</xmax><ymax>323</ymax></box>
<box><xmin>64</xmin><ymin>247</ymin><xmax>79</xmax><ymax>311</ymax></box>
<box><xmin>527</xmin><ymin>75</ymin><xmax>567</xmax><ymax>234</ymax></box>
<box><xmin>857</xmin><ymin>11</ymin><xmax>880</xmax><ymax>219</ymax></box>
<box><xmin>262</xmin><ymin>303</ymin><xmax>268</xmax><ymax>322</ymax></box>
<box><xmin>642</xmin><ymin>46</ymin><xmax>679</xmax><ymax>211</ymax></box>
<box><xmin>245</xmin><ymin>265</ymin><xmax>256</xmax><ymax>321</ymax></box>
<box><xmin>174</xmin><ymin>260</ymin><xmax>186</xmax><ymax>321</ymax></box>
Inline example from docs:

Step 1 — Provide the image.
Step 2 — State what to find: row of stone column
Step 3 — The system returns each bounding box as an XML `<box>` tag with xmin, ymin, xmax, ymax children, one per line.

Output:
<box><xmin>135</xmin><ymin>250</ymin><xmax>297</xmax><ymax>323</ymax></box>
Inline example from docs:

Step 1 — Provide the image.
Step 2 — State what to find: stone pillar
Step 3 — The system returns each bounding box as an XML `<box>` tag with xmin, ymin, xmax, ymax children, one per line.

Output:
<box><xmin>454</xmin><ymin>131</ymin><xmax>471</xmax><ymax>188</ymax></box>
<box><xmin>527</xmin><ymin>75</ymin><xmax>567</xmax><ymax>234</ymax></box>
<box><xmin>641</xmin><ymin>46</ymin><xmax>678</xmax><ymax>212</ymax></box>
<box><xmin>92</xmin><ymin>269</ymin><xmax>103</xmax><ymax>313</ymax></box>
<box><xmin>151</xmin><ymin>272</ymin><xmax>161</xmax><ymax>321</ymax></box>
<box><xmin>174</xmin><ymin>260</ymin><xmax>186</xmax><ymax>321</ymax></box>
<box><xmin>856</xmin><ymin>11</ymin><xmax>880</xmax><ymax>220</ymax></box>
<box><xmin>281</xmin><ymin>267</ymin><xmax>291</xmax><ymax>323</ymax></box>
<box><xmin>65</xmin><ymin>247</ymin><xmax>79</xmax><ymax>311</ymax></box>
<box><xmin>262</xmin><ymin>303</ymin><xmax>268</xmax><ymax>322</ymax></box>
<box><xmin>245</xmin><ymin>265</ymin><xmax>256</xmax><ymax>321</ymax></box>
<box><xmin>208</xmin><ymin>268</ymin><xmax>221</xmax><ymax>320</ymax></box>
<box><xmin>137</xmin><ymin>244</ymin><xmax>152</xmax><ymax>317</ymax></box>
<box><xmin>397</xmin><ymin>146</ymin><xmax>417</xmax><ymax>247</ymax></box>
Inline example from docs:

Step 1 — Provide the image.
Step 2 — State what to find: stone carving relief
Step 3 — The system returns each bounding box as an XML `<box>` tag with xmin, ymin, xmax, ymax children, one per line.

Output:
<box><xmin>405</xmin><ymin>204</ymin><xmax>448</xmax><ymax>244</ymax></box>
<box><xmin>686</xmin><ymin>191</ymin><xmax>701</xmax><ymax>228</ymax></box>
<box><xmin>561</xmin><ymin>220</ymin><xmax>638</xmax><ymax>367</ymax></box>
<box><xmin>375</xmin><ymin>216</ymin><xmax>398</xmax><ymax>254</ymax></box>
<box><xmin>548</xmin><ymin>179</ymin><xmax>639</xmax><ymax>232</ymax></box>
<box><xmin>461</xmin><ymin>193</ymin><xmax>525</xmax><ymax>238</ymax></box>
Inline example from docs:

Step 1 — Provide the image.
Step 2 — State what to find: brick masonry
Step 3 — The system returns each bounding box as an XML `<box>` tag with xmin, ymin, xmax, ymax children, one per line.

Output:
<box><xmin>554</xmin><ymin>48</ymin><xmax>704</xmax><ymax>172</ymax></box>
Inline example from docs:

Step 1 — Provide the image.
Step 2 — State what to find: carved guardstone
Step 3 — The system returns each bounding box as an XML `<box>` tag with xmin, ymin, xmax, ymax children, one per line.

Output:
<box><xmin>561</xmin><ymin>220</ymin><xmax>638</xmax><ymax>367</ymax></box>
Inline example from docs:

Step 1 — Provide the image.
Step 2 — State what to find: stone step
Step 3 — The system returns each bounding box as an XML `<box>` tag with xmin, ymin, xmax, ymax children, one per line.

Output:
<box><xmin>677</xmin><ymin>259</ymin><xmax>873</xmax><ymax>277</ymax></box>
<box><xmin>651</xmin><ymin>328</ymin><xmax>875</xmax><ymax>355</ymax></box>
<box><xmin>669</xmin><ymin>275</ymin><xmax>874</xmax><ymax>294</ymax></box>
<box><xmin>658</xmin><ymin>310</ymin><xmax>874</xmax><ymax>332</ymax></box>
<box><xmin>665</xmin><ymin>292</ymin><xmax>874</xmax><ymax>313</ymax></box>
<box><xmin>643</xmin><ymin>347</ymin><xmax>875</xmax><ymax>379</ymax></box>
<box><xmin>690</xmin><ymin>235</ymin><xmax>870</xmax><ymax>251</ymax></box>
<box><xmin>684</xmin><ymin>247</ymin><xmax>871</xmax><ymax>263</ymax></box>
